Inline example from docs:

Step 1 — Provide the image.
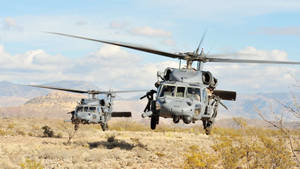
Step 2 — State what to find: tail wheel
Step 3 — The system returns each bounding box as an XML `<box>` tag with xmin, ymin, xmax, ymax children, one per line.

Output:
<box><xmin>101</xmin><ymin>123</ymin><xmax>108</xmax><ymax>131</ymax></box>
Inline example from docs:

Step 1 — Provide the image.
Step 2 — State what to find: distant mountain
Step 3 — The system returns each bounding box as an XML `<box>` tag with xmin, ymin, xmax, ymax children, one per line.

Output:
<box><xmin>0</xmin><ymin>80</ymin><xmax>99</xmax><ymax>106</ymax></box>
<box><xmin>0</xmin><ymin>80</ymin><xmax>299</xmax><ymax>121</ymax></box>
<box><xmin>0</xmin><ymin>91</ymin><xmax>298</xmax><ymax>129</ymax></box>
<box><xmin>0</xmin><ymin>81</ymin><xmax>46</xmax><ymax>98</ymax></box>
<box><xmin>221</xmin><ymin>92</ymin><xmax>300</xmax><ymax>120</ymax></box>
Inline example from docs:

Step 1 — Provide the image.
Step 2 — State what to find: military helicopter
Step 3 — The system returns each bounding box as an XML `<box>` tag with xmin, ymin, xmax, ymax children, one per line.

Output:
<box><xmin>29</xmin><ymin>84</ymin><xmax>145</xmax><ymax>131</ymax></box>
<box><xmin>46</xmin><ymin>32</ymin><xmax>300</xmax><ymax>134</ymax></box>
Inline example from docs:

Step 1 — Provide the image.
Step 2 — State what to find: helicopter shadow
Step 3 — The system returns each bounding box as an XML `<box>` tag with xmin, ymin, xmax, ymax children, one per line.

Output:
<box><xmin>88</xmin><ymin>139</ymin><xmax>135</xmax><ymax>150</ymax></box>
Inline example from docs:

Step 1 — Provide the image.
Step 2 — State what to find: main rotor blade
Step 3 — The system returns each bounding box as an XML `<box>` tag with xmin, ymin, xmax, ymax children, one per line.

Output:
<box><xmin>46</xmin><ymin>32</ymin><xmax>184</xmax><ymax>59</ymax></box>
<box><xmin>96</xmin><ymin>89</ymin><xmax>147</xmax><ymax>94</ymax></box>
<box><xmin>204</xmin><ymin>57</ymin><xmax>300</xmax><ymax>64</ymax></box>
<box><xmin>195</xmin><ymin>31</ymin><xmax>206</xmax><ymax>55</ymax></box>
<box><xmin>28</xmin><ymin>85</ymin><xmax>88</xmax><ymax>94</ymax></box>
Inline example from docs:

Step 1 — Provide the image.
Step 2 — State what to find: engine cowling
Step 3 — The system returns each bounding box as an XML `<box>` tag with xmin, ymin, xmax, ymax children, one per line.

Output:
<box><xmin>202</xmin><ymin>71</ymin><xmax>213</xmax><ymax>85</ymax></box>
<box><xmin>202</xmin><ymin>71</ymin><xmax>218</xmax><ymax>89</ymax></box>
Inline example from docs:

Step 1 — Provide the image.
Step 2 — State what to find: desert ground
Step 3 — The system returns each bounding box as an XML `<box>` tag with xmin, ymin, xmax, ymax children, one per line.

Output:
<box><xmin>0</xmin><ymin>92</ymin><xmax>299</xmax><ymax>169</ymax></box>
<box><xmin>0</xmin><ymin>118</ymin><xmax>299</xmax><ymax>169</ymax></box>
<box><xmin>0</xmin><ymin>118</ymin><xmax>215</xmax><ymax>169</ymax></box>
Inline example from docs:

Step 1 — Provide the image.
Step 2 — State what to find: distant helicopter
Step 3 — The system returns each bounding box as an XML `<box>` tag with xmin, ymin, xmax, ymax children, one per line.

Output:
<box><xmin>29</xmin><ymin>85</ymin><xmax>145</xmax><ymax>131</ymax></box>
<box><xmin>46</xmin><ymin>32</ymin><xmax>300</xmax><ymax>134</ymax></box>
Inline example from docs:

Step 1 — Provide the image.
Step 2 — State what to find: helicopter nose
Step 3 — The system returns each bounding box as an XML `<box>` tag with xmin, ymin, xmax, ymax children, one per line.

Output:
<box><xmin>160</xmin><ymin>100</ymin><xmax>192</xmax><ymax>116</ymax></box>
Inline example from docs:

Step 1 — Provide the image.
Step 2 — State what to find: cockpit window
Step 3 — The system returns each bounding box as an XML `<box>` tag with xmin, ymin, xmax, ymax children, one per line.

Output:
<box><xmin>89</xmin><ymin>107</ymin><xmax>96</xmax><ymax>112</ymax></box>
<box><xmin>160</xmin><ymin>85</ymin><xmax>175</xmax><ymax>97</ymax></box>
<box><xmin>84</xmin><ymin>107</ymin><xmax>88</xmax><ymax>112</ymax></box>
<box><xmin>77</xmin><ymin>106</ymin><xmax>83</xmax><ymax>112</ymax></box>
<box><xmin>187</xmin><ymin>88</ymin><xmax>201</xmax><ymax>101</ymax></box>
<box><xmin>176</xmin><ymin>86</ymin><xmax>186</xmax><ymax>98</ymax></box>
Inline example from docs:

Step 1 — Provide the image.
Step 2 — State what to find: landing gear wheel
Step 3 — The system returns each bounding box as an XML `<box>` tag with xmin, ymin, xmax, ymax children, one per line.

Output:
<box><xmin>203</xmin><ymin>120</ymin><xmax>213</xmax><ymax>135</ymax></box>
<box><xmin>151</xmin><ymin>115</ymin><xmax>159</xmax><ymax>130</ymax></box>
<box><xmin>205</xmin><ymin>126</ymin><xmax>212</xmax><ymax>135</ymax></box>
<box><xmin>101</xmin><ymin>123</ymin><xmax>108</xmax><ymax>131</ymax></box>
<box><xmin>173</xmin><ymin>116</ymin><xmax>180</xmax><ymax>123</ymax></box>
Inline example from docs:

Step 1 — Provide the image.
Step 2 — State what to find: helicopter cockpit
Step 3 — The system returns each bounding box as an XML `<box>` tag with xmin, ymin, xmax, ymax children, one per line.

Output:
<box><xmin>158</xmin><ymin>84</ymin><xmax>202</xmax><ymax>101</ymax></box>
<box><xmin>76</xmin><ymin>106</ymin><xmax>97</xmax><ymax>113</ymax></box>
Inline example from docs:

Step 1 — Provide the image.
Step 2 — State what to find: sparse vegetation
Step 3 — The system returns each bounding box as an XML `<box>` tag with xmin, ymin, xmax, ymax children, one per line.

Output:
<box><xmin>183</xmin><ymin>118</ymin><xmax>298</xmax><ymax>169</ymax></box>
<box><xmin>20</xmin><ymin>158</ymin><xmax>43</xmax><ymax>169</ymax></box>
<box><xmin>41</xmin><ymin>125</ymin><xmax>54</xmax><ymax>137</ymax></box>
<box><xmin>0</xmin><ymin>117</ymin><xmax>298</xmax><ymax>168</ymax></box>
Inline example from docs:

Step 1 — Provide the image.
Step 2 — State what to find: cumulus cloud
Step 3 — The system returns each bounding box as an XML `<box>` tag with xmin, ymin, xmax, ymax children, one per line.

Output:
<box><xmin>130</xmin><ymin>26</ymin><xmax>171</xmax><ymax>38</ymax></box>
<box><xmin>0</xmin><ymin>43</ymin><xmax>299</xmax><ymax>93</ymax></box>
<box><xmin>0</xmin><ymin>44</ymin><xmax>176</xmax><ymax>90</ymax></box>
<box><xmin>0</xmin><ymin>45</ymin><xmax>72</xmax><ymax>72</ymax></box>
<box><xmin>205</xmin><ymin>47</ymin><xmax>300</xmax><ymax>93</ymax></box>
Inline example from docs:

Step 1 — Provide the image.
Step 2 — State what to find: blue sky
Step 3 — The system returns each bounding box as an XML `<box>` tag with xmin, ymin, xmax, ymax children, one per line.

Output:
<box><xmin>1</xmin><ymin>0</ymin><xmax>300</xmax><ymax>93</ymax></box>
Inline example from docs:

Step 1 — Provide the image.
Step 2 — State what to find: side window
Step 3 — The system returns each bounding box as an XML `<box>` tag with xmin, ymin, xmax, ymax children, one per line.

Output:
<box><xmin>176</xmin><ymin>87</ymin><xmax>186</xmax><ymax>97</ymax></box>
<box><xmin>160</xmin><ymin>85</ymin><xmax>176</xmax><ymax>97</ymax></box>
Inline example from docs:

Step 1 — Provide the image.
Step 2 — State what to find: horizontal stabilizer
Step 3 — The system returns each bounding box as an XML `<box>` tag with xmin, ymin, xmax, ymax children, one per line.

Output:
<box><xmin>111</xmin><ymin>112</ymin><xmax>132</xmax><ymax>117</ymax></box>
<box><xmin>213</xmin><ymin>90</ymin><xmax>236</xmax><ymax>101</ymax></box>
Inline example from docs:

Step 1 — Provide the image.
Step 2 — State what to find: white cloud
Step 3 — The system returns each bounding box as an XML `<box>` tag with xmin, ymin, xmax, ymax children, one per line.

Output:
<box><xmin>205</xmin><ymin>47</ymin><xmax>300</xmax><ymax>93</ymax></box>
<box><xmin>130</xmin><ymin>26</ymin><xmax>171</xmax><ymax>37</ymax></box>
<box><xmin>0</xmin><ymin>43</ymin><xmax>299</xmax><ymax>93</ymax></box>
<box><xmin>0</xmin><ymin>45</ymin><xmax>72</xmax><ymax>71</ymax></box>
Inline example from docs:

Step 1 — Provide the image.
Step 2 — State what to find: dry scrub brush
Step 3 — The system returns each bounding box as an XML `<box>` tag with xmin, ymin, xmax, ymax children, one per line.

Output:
<box><xmin>184</xmin><ymin>118</ymin><xmax>297</xmax><ymax>169</ymax></box>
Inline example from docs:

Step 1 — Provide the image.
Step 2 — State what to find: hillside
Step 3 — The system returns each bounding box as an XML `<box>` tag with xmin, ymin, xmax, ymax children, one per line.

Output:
<box><xmin>0</xmin><ymin>80</ymin><xmax>99</xmax><ymax>106</ymax></box>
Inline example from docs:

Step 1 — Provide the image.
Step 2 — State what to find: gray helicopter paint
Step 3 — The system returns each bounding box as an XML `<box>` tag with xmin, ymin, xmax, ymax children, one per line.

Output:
<box><xmin>164</xmin><ymin>68</ymin><xmax>204</xmax><ymax>84</ymax></box>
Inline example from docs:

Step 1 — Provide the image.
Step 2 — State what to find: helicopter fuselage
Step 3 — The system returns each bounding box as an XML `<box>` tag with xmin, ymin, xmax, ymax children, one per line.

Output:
<box><xmin>141</xmin><ymin>67</ymin><xmax>223</xmax><ymax>133</ymax></box>
<box><xmin>72</xmin><ymin>98</ymin><xmax>112</xmax><ymax>125</ymax></box>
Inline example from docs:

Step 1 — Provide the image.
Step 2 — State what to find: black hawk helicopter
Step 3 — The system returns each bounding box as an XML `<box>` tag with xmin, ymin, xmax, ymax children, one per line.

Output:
<box><xmin>29</xmin><ymin>85</ymin><xmax>144</xmax><ymax>131</ymax></box>
<box><xmin>46</xmin><ymin>32</ymin><xmax>300</xmax><ymax>134</ymax></box>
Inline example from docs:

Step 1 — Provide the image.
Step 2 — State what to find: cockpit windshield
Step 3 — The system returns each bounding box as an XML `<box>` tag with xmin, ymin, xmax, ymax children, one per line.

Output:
<box><xmin>77</xmin><ymin>106</ymin><xmax>97</xmax><ymax>112</ymax></box>
<box><xmin>77</xmin><ymin>106</ymin><xmax>83</xmax><ymax>112</ymax></box>
<box><xmin>187</xmin><ymin>87</ymin><xmax>201</xmax><ymax>101</ymax></box>
<box><xmin>176</xmin><ymin>86</ymin><xmax>185</xmax><ymax>98</ymax></box>
<box><xmin>160</xmin><ymin>85</ymin><xmax>175</xmax><ymax>97</ymax></box>
<box><xmin>89</xmin><ymin>107</ymin><xmax>96</xmax><ymax>112</ymax></box>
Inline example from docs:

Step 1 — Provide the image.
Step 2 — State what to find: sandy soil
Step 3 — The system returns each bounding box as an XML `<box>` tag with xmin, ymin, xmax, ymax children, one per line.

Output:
<box><xmin>0</xmin><ymin>118</ymin><xmax>213</xmax><ymax>169</ymax></box>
